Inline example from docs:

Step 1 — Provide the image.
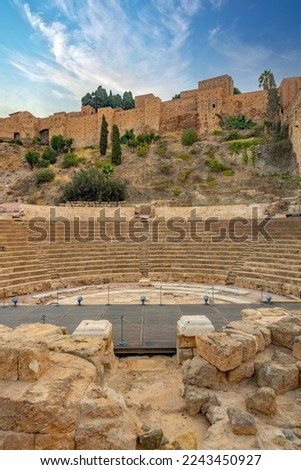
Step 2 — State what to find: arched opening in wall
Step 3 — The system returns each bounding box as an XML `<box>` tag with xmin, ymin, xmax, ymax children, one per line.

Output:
<box><xmin>13</xmin><ymin>132</ymin><xmax>20</xmax><ymax>140</ymax></box>
<box><xmin>39</xmin><ymin>129</ymin><xmax>49</xmax><ymax>145</ymax></box>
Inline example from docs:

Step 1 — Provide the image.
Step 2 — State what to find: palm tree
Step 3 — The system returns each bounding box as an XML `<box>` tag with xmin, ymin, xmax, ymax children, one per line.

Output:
<box><xmin>258</xmin><ymin>70</ymin><xmax>275</xmax><ymax>90</ymax></box>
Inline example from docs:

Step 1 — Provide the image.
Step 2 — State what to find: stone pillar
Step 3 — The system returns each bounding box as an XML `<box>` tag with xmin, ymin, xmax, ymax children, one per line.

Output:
<box><xmin>176</xmin><ymin>315</ymin><xmax>215</xmax><ymax>365</ymax></box>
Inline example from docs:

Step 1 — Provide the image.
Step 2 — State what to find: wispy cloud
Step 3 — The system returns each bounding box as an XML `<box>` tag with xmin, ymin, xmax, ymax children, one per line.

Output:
<box><xmin>5</xmin><ymin>0</ymin><xmax>203</xmax><ymax>111</ymax></box>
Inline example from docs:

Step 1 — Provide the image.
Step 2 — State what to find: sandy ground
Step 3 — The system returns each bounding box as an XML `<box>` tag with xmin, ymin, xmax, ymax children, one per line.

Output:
<box><xmin>105</xmin><ymin>355</ymin><xmax>209</xmax><ymax>447</ymax></box>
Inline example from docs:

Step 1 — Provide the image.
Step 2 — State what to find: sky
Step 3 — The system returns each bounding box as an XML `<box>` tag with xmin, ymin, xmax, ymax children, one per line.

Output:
<box><xmin>0</xmin><ymin>0</ymin><xmax>300</xmax><ymax>117</ymax></box>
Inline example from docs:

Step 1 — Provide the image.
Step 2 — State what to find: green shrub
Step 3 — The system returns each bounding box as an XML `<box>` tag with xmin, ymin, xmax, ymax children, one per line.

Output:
<box><xmin>61</xmin><ymin>167</ymin><xmax>126</xmax><ymax>202</ymax></box>
<box><xmin>36</xmin><ymin>158</ymin><xmax>49</xmax><ymax>168</ymax></box>
<box><xmin>35</xmin><ymin>169</ymin><xmax>55</xmax><ymax>185</ymax></box>
<box><xmin>205</xmin><ymin>158</ymin><xmax>232</xmax><ymax>173</ymax></box>
<box><xmin>228</xmin><ymin>139</ymin><xmax>260</xmax><ymax>154</ymax></box>
<box><xmin>212</xmin><ymin>129</ymin><xmax>223</xmax><ymax>136</ymax></box>
<box><xmin>25</xmin><ymin>150</ymin><xmax>40</xmax><ymax>169</ymax></box>
<box><xmin>42</xmin><ymin>147</ymin><xmax>57</xmax><ymax>164</ymax></box>
<box><xmin>221</xmin><ymin>115</ymin><xmax>256</xmax><ymax>130</ymax></box>
<box><xmin>61</xmin><ymin>153</ymin><xmax>80</xmax><ymax>168</ymax></box>
<box><xmin>155</xmin><ymin>139</ymin><xmax>168</xmax><ymax>156</ymax></box>
<box><xmin>9</xmin><ymin>139</ymin><xmax>23</xmax><ymax>145</ymax></box>
<box><xmin>222</xmin><ymin>169</ymin><xmax>235</xmax><ymax>176</ymax></box>
<box><xmin>225</xmin><ymin>132</ymin><xmax>242</xmax><ymax>141</ymax></box>
<box><xmin>137</xmin><ymin>143</ymin><xmax>149</xmax><ymax>157</ymax></box>
<box><xmin>181</xmin><ymin>128</ymin><xmax>198</xmax><ymax>146</ymax></box>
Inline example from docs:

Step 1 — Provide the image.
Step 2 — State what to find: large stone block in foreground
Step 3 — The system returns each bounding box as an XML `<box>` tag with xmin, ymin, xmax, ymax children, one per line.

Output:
<box><xmin>196</xmin><ymin>332</ymin><xmax>243</xmax><ymax>372</ymax></box>
<box><xmin>72</xmin><ymin>320</ymin><xmax>112</xmax><ymax>342</ymax></box>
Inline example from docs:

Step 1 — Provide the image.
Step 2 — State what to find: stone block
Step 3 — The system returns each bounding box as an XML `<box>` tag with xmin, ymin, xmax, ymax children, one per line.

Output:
<box><xmin>196</xmin><ymin>332</ymin><xmax>243</xmax><ymax>372</ymax></box>
<box><xmin>72</xmin><ymin>320</ymin><xmax>112</xmax><ymax>343</ymax></box>
<box><xmin>227</xmin><ymin>332</ymin><xmax>258</xmax><ymax>362</ymax></box>
<box><xmin>0</xmin><ymin>342</ymin><xmax>18</xmax><ymax>380</ymax></box>
<box><xmin>223</xmin><ymin>321</ymin><xmax>266</xmax><ymax>352</ymax></box>
<box><xmin>246</xmin><ymin>387</ymin><xmax>277</xmax><ymax>416</ymax></box>
<box><xmin>293</xmin><ymin>336</ymin><xmax>301</xmax><ymax>360</ymax></box>
<box><xmin>35</xmin><ymin>432</ymin><xmax>75</xmax><ymax>450</ymax></box>
<box><xmin>255</xmin><ymin>361</ymin><xmax>299</xmax><ymax>394</ymax></box>
<box><xmin>0</xmin><ymin>432</ymin><xmax>35</xmax><ymax>450</ymax></box>
<box><xmin>177</xmin><ymin>335</ymin><xmax>196</xmax><ymax>349</ymax></box>
<box><xmin>18</xmin><ymin>340</ymin><xmax>51</xmax><ymax>382</ymax></box>
<box><xmin>270</xmin><ymin>317</ymin><xmax>301</xmax><ymax>349</ymax></box>
<box><xmin>177</xmin><ymin>347</ymin><xmax>194</xmax><ymax>365</ymax></box>
<box><xmin>227</xmin><ymin>360</ymin><xmax>255</xmax><ymax>383</ymax></box>
<box><xmin>182</xmin><ymin>356</ymin><xmax>228</xmax><ymax>390</ymax></box>
<box><xmin>177</xmin><ymin>316</ymin><xmax>214</xmax><ymax>337</ymax></box>
<box><xmin>227</xmin><ymin>407</ymin><xmax>257</xmax><ymax>435</ymax></box>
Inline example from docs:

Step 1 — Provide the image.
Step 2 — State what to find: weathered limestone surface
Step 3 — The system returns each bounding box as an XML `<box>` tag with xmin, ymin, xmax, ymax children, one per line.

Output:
<box><xmin>182</xmin><ymin>356</ymin><xmax>228</xmax><ymax>389</ymax></box>
<box><xmin>0</xmin><ymin>322</ymin><xmax>138</xmax><ymax>450</ymax></box>
<box><xmin>227</xmin><ymin>408</ymin><xmax>257</xmax><ymax>435</ymax></box>
<box><xmin>183</xmin><ymin>308</ymin><xmax>301</xmax><ymax>450</ymax></box>
<box><xmin>293</xmin><ymin>335</ymin><xmax>301</xmax><ymax>360</ymax></box>
<box><xmin>246</xmin><ymin>387</ymin><xmax>277</xmax><ymax>416</ymax></box>
<box><xmin>196</xmin><ymin>332</ymin><xmax>243</xmax><ymax>372</ymax></box>
<box><xmin>255</xmin><ymin>360</ymin><xmax>299</xmax><ymax>394</ymax></box>
<box><xmin>270</xmin><ymin>316</ymin><xmax>301</xmax><ymax>349</ymax></box>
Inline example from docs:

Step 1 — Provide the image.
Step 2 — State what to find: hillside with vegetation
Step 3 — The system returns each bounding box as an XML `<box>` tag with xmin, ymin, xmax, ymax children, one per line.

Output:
<box><xmin>0</xmin><ymin>116</ymin><xmax>299</xmax><ymax>207</ymax></box>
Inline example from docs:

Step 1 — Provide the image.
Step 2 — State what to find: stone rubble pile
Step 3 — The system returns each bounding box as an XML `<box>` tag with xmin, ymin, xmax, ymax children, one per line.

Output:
<box><xmin>180</xmin><ymin>307</ymin><xmax>301</xmax><ymax>449</ymax></box>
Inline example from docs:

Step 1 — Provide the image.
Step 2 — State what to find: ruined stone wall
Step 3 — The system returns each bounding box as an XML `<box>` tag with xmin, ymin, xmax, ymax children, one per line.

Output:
<box><xmin>223</xmin><ymin>90</ymin><xmax>268</xmax><ymax>122</ymax></box>
<box><xmin>197</xmin><ymin>75</ymin><xmax>234</xmax><ymax>133</ymax></box>
<box><xmin>287</xmin><ymin>90</ymin><xmax>301</xmax><ymax>170</ymax></box>
<box><xmin>279</xmin><ymin>77</ymin><xmax>301</xmax><ymax>116</ymax></box>
<box><xmin>0</xmin><ymin>75</ymin><xmax>300</xmax><ymax>146</ymax></box>
<box><xmin>160</xmin><ymin>97</ymin><xmax>198</xmax><ymax>133</ymax></box>
<box><xmin>0</xmin><ymin>111</ymin><xmax>36</xmax><ymax>140</ymax></box>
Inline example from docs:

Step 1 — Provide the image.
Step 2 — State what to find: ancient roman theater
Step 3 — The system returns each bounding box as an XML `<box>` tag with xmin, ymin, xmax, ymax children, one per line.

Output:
<box><xmin>0</xmin><ymin>201</ymin><xmax>301</xmax><ymax>450</ymax></box>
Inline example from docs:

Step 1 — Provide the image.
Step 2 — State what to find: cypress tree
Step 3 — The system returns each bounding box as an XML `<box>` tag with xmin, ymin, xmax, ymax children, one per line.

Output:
<box><xmin>111</xmin><ymin>124</ymin><xmax>122</xmax><ymax>165</ymax></box>
<box><xmin>100</xmin><ymin>115</ymin><xmax>108</xmax><ymax>156</ymax></box>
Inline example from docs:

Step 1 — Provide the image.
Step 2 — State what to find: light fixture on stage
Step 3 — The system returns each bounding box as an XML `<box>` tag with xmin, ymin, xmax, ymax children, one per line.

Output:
<box><xmin>266</xmin><ymin>294</ymin><xmax>272</xmax><ymax>304</ymax></box>
<box><xmin>203</xmin><ymin>294</ymin><xmax>209</xmax><ymax>305</ymax></box>
<box><xmin>12</xmin><ymin>296</ymin><xmax>18</xmax><ymax>307</ymax></box>
<box><xmin>140</xmin><ymin>295</ymin><xmax>146</xmax><ymax>305</ymax></box>
<box><xmin>77</xmin><ymin>296</ymin><xmax>83</xmax><ymax>306</ymax></box>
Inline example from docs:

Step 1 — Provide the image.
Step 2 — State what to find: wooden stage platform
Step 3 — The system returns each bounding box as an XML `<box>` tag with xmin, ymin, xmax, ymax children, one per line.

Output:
<box><xmin>0</xmin><ymin>302</ymin><xmax>300</xmax><ymax>354</ymax></box>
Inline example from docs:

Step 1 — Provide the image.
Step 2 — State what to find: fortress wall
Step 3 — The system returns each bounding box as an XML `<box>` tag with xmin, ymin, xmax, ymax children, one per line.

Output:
<box><xmin>144</xmin><ymin>96</ymin><xmax>161</xmax><ymax>132</ymax></box>
<box><xmin>198</xmin><ymin>75</ymin><xmax>234</xmax><ymax>98</ymax></box>
<box><xmin>223</xmin><ymin>90</ymin><xmax>268</xmax><ymax>121</ymax></box>
<box><xmin>65</xmin><ymin>111</ymin><xmax>101</xmax><ymax>148</ymax></box>
<box><xmin>160</xmin><ymin>96</ymin><xmax>198</xmax><ymax>133</ymax></box>
<box><xmin>280</xmin><ymin>77</ymin><xmax>301</xmax><ymax>115</ymax></box>
<box><xmin>197</xmin><ymin>86</ymin><xmax>224</xmax><ymax>132</ymax></box>
<box><xmin>114</xmin><ymin>108</ymin><xmax>145</xmax><ymax>136</ymax></box>
<box><xmin>0</xmin><ymin>75</ymin><xmax>300</xmax><ymax>145</ymax></box>
<box><xmin>0</xmin><ymin>112</ymin><xmax>36</xmax><ymax>140</ymax></box>
<box><xmin>180</xmin><ymin>89</ymin><xmax>198</xmax><ymax>99</ymax></box>
<box><xmin>287</xmin><ymin>90</ymin><xmax>301</xmax><ymax>170</ymax></box>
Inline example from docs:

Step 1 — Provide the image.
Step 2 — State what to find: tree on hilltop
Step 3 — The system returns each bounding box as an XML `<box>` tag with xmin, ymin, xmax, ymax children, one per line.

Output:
<box><xmin>81</xmin><ymin>86</ymin><xmax>135</xmax><ymax>110</ymax></box>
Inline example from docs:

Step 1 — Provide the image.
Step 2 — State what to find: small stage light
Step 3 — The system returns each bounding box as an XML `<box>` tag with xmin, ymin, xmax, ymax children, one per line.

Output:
<box><xmin>12</xmin><ymin>296</ymin><xmax>18</xmax><ymax>307</ymax></box>
<box><xmin>266</xmin><ymin>294</ymin><xmax>272</xmax><ymax>304</ymax></box>
<box><xmin>140</xmin><ymin>295</ymin><xmax>146</xmax><ymax>305</ymax></box>
<box><xmin>77</xmin><ymin>296</ymin><xmax>83</xmax><ymax>306</ymax></box>
<box><xmin>203</xmin><ymin>294</ymin><xmax>209</xmax><ymax>305</ymax></box>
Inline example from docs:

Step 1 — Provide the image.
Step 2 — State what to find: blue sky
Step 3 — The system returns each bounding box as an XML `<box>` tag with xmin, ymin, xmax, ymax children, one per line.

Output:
<box><xmin>0</xmin><ymin>0</ymin><xmax>300</xmax><ymax>117</ymax></box>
